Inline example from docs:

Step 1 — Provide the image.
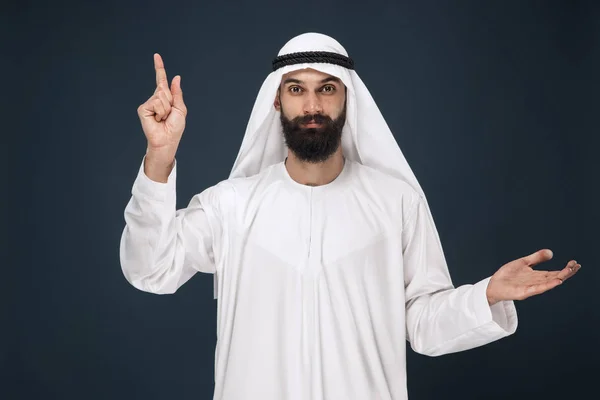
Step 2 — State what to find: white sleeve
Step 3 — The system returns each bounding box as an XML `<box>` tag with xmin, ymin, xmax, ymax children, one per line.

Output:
<box><xmin>402</xmin><ymin>196</ymin><xmax>518</xmax><ymax>356</ymax></box>
<box><xmin>119</xmin><ymin>156</ymin><xmax>221</xmax><ymax>294</ymax></box>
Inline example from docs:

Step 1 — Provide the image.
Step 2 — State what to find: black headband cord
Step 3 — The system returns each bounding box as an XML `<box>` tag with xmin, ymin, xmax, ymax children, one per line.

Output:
<box><xmin>272</xmin><ymin>51</ymin><xmax>355</xmax><ymax>71</ymax></box>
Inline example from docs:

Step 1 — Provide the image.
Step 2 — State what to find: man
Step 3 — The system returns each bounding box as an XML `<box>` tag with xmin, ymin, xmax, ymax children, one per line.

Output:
<box><xmin>120</xmin><ymin>33</ymin><xmax>580</xmax><ymax>400</ymax></box>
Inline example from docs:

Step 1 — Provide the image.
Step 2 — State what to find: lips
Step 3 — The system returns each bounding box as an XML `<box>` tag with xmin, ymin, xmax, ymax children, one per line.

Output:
<box><xmin>302</xmin><ymin>121</ymin><xmax>322</xmax><ymax>128</ymax></box>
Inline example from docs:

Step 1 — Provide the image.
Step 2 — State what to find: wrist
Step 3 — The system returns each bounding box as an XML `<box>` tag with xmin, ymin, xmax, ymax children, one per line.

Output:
<box><xmin>486</xmin><ymin>281</ymin><xmax>499</xmax><ymax>306</ymax></box>
<box><xmin>144</xmin><ymin>150</ymin><xmax>176</xmax><ymax>183</ymax></box>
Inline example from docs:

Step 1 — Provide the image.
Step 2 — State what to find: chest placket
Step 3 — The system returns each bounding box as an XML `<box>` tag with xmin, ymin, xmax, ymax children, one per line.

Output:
<box><xmin>301</xmin><ymin>188</ymin><xmax>324</xmax><ymax>396</ymax></box>
<box><xmin>298</xmin><ymin>189</ymin><xmax>315</xmax><ymax>276</ymax></box>
<box><xmin>307</xmin><ymin>188</ymin><xmax>313</xmax><ymax>260</ymax></box>
<box><xmin>305</xmin><ymin>189</ymin><xmax>324</xmax><ymax>279</ymax></box>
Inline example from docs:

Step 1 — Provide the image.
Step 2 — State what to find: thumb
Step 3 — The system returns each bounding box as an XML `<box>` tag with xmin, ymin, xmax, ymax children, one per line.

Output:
<box><xmin>522</xmin><ymin>249</ymin><xmax>553</xmax><ymax>266</ymax></box>
<box><xmin>171</xmin><ymin>75</ymin><xmax>186</xmax><ymax>110</ymax></box>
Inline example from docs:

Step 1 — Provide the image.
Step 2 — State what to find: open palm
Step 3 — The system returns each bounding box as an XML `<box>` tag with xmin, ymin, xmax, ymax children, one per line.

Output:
<box><xmin>486</xmin><ymin>249</ymin><xmax>580</xmax><ymax>305</ymax></box>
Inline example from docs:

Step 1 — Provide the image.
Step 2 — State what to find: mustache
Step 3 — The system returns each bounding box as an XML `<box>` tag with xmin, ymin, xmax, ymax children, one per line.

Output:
<box><xmin>291</xmin><ymin>114</ymin><xmax>332</xmax><ymax>125</ymax></box>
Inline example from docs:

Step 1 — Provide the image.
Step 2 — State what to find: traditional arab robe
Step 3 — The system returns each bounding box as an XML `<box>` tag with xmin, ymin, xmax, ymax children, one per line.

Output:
<box><xmin>120</xmin><ymin>32</ymin><xmax>518</xmax><ymax>400</ymax></box>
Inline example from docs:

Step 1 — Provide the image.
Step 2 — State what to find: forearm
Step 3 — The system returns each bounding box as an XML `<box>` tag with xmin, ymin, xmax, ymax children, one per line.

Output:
<box><xmin>406</xmin><ymin>277</ymin><xmax>518</xmax><ymax>356</ymax></box>
<box><xmin>402</xmin><ymin>197</ymin><xmax>518</xmax><ymax>357</ymax></box>
<box><xmin>119</xmin><ymin>156</ymin><xmax>188</xmax><ymax>294</ymax></box>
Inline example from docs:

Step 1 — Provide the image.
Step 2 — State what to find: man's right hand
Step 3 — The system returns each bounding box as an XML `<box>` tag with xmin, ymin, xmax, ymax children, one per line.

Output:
<box><xmin>137</xmin><ymin>53</ymin><xmax>187</xmax><ymax>182</ymax></box>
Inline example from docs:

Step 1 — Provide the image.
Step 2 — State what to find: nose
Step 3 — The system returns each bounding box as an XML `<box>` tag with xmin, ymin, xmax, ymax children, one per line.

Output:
<box><xmin>303</xmin><ymin>92</ymin><xmax>323</xmax><ymax>115</ymax></box>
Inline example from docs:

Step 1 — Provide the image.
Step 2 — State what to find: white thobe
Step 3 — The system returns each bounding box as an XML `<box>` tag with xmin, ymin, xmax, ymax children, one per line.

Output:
<box><xmin>120</xmin><ymin>156</ymin><xmax>518</xmax><ymax>400</ymax></box>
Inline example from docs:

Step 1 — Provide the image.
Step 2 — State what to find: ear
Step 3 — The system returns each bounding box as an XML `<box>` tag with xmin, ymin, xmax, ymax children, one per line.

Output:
<box><xmin>273</xmin><ymin>89</ymin><xmax>281</xmax><ymax>111</ymax></box>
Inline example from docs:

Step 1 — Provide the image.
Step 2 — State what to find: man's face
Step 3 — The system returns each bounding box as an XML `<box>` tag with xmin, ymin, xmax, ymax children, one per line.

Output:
<box><xmin>274</xmin><ymin>68</ymin><xmax>347</xmax><ymax>163</ymax></box>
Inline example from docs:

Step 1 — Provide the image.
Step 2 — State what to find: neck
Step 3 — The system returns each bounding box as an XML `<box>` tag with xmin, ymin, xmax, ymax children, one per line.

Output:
<box><xmin>285</xmin><ymin>148</ymin><xmax>345</xmax><ymax>187</ymax></box>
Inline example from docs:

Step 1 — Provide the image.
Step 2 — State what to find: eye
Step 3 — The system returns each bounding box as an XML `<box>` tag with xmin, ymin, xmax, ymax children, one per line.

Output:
<box><xmin>288</xmin><ymin>86</ymin><xmax>303</xmax><ymax>94</ymax></box>
<box><xmin>321</xmin><ymin>85</ymin><xmax>336</xmax><ymax>93</ymax></box>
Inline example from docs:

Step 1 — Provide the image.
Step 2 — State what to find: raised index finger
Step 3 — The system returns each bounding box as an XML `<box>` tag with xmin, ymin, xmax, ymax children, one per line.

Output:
<box><xmin>154</xmin><ymin>53</ymin><xmax>168</xmax><ymax>88</ymax></box>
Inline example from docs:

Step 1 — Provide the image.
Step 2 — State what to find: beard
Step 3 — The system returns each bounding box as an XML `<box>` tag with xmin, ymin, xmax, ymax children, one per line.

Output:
<box><xmin>280</xmin><ymin>102</ymin><xmax>346</xmax><ymax>164</ymax></box>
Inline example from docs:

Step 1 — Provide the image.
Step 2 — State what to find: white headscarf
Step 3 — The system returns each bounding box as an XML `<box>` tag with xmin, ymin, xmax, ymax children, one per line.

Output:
<box><xmin>214</xmin><ymin>32</ymin><xmax>445</xmax><ymax>299</ymax></box>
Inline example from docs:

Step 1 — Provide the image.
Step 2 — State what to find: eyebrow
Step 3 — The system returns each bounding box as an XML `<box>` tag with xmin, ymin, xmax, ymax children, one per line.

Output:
<box><xmin>282</xmin><ymin>76</ymin><xmax>342</xmax><ymax>85</ymax></box>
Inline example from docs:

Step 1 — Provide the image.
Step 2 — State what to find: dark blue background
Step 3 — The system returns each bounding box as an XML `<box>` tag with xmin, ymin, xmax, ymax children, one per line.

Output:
<box><xmin>8</xmin><ymin>0</ymin><xmax>599</xmax><ymax>399</ymax></box>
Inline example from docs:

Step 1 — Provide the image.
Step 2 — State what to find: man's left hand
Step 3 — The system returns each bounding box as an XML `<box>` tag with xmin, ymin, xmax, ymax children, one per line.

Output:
<box><xmin>486</xmin><ymin>249</ymin><xmax>580</xmax><ymax>306</ymax></box>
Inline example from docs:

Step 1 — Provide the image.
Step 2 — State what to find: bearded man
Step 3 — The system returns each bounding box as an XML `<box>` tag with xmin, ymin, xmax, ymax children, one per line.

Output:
<box><xmin>120</xmin><ymin>32</ymin><xmax>580</xmax><ymax>400</ymax></box>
